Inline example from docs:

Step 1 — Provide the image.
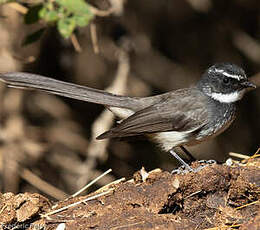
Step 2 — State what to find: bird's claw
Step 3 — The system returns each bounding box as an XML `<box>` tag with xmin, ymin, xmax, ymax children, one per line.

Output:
<box><xmin>171</xmin><ymin>159</ymin><xmax>217</xmax><ymax>174</ymax></box>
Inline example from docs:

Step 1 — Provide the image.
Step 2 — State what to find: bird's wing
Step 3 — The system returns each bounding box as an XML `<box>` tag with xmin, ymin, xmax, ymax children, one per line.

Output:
<box><xmin>97</xmin><ymin>88</ymin><xmax>209</xmax><ymax>139</ymax></box>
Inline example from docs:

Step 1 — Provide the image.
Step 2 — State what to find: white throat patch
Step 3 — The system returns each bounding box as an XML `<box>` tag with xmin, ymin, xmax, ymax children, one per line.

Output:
<box><xmin>210</xmin><ymin>90</ymin><xmax>245</xmax><ymax>103</ymax></box>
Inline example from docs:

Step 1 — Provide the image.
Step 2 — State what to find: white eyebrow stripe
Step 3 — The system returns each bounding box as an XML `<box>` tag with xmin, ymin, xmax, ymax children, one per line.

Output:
<box><xmin>213</xmin><ymin>68</ymin><xmax>243</xmax><ymax>80</ymax></box>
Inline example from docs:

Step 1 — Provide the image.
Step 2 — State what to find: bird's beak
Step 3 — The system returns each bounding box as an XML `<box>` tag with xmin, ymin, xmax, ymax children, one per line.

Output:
<box><xmin>240</xmin><ymin>81</ymin><xmax>256</xmax><ymax>89</ymax></box>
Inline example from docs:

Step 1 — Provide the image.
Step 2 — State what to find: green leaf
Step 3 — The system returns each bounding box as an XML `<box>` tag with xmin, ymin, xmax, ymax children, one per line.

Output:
<box><xmin>39</xmin><ymin>7</ymin><xmax>59</xmax><ymax>22</ymax></box>
<box><xmin>24</xmin><ymin>4</ymin><xmax>42</xmax><ymax>24</ymax></box>
<box><xmin>57</xmin><ymin>18</ymin><xmax>76</xmax><ymax>38</ymax></box>
<box><xmin>38</xmin><ymin>0</ymin><xmax>94</xmax><ymax>39</ymax></box>
<box><xmin>38</xmin><ymin>7</ymin><xmax>47</xmax><ymax>19</ymax></box>
<box><xmin>56</xmin><ymin>0</ymin><xmax>93</xmax><ymax>16</ymax></box>
<box><xmin>45</xmin><ymin>10</ymin><xmax>59</xmax><ymax>22</ymax></box>
<box><xmin>74</xmin><ymin>14</ymin><xmax>92</xmax><ymax>27</ymax></box>
<box><xmin>74</xmin><ymin>15</ymin><xmax>87</xmax><ymax>27</ymax></box>
<box><xmin>22</xmin><ymin>28</ymin><xmax>45</xmax><ymax>46</ymax></box>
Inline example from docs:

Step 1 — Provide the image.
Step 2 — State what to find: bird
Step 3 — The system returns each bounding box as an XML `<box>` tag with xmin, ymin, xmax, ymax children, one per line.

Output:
<box><xmin>0</xmin><ymin>63</ymin><xmax>256</xmax><ymax>172</ymax></box>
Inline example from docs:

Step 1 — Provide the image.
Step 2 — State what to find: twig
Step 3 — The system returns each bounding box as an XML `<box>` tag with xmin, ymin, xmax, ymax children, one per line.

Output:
<box><xmin>21</xmin><ymin>168</ymin><xmax>68</xmax><ymax>200</ymax></box>
<box><xmin>7</xmin><ymin>2</ymin><xmax>28</xmax><ymax>14</ymax></box>
<box><xmin>70</xmin><ymin>33</ymin><xmax>82</xmax><ymax>52</ymax></box>
<box><xmin>89</xmin><ymin>5</ymin><xmax>113</xmax><ymax>17</ymax></box>
<box><xmin>90</xmin><ymin>23</ymin><xmax>99</xmax><ymax>54</ymax></box>
<box><xmin>108</xmin><ymin>0</ymin><xmax>126</xmax><ymax>16</ymax></box>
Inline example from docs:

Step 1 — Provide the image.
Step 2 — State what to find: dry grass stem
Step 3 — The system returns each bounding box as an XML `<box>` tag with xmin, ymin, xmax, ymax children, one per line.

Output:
<box><xmin>110</xmin><ymin>221</ymin><xmax>146</xmax><ymax>230</ymax></box>
<box><xmin>204</xmin><ymin>224</ymin><xmax>241</xmax><ymax>230</ymax></box>
<box><xmin>229</xmin><ymin>152</ymin><xmax>250</xmax><ymax>159</ymax></box>
<box><xmin>41</xmin><ymin>190</ymin><xmax>111</xmax><ymax>218</ymax></box>
<box><xmin>246</xmin><ymin>147</ymin><xmax>260</xmax><ymax>166</ymax></box>
<box><xmin>95</xmin><ymin>177</ymin><xmax>125</xmax><ymax>193</ymax></box>
<box><xmin>71</xmin><ymin>168</ymin><xmax>112</xmax><ymax>197</ymax></box>
<box><xmin>235</xmin><ymin>200</ymin><xmax>259</xmax><ymax>210</ymax></box>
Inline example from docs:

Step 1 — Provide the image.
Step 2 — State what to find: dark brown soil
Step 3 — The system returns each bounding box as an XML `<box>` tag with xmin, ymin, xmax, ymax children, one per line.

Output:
<box><xmin>0</xmin><ymin>158</ymin><xmax>259</xmax><ymax>230</ymax></box>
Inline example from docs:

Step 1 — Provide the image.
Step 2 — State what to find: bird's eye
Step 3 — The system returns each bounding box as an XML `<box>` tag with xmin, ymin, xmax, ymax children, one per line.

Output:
<box><xmin>223</xmin><ymin>77</ymin><xmax>230</xmax><ymax>84</ymax></box>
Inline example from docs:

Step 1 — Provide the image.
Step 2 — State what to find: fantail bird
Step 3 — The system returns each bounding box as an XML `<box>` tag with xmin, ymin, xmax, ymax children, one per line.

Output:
<box><xmin>0</xmin><ymin>63</ymin><xmax>256</xmax><ymax>171</ymax></box>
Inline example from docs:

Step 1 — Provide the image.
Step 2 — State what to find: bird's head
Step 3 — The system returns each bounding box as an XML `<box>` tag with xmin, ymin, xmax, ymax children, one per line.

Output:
<box><xmin>197</xmin><ymin>63</ymin><xmax>256</xmax><ymax>103</ymax></box>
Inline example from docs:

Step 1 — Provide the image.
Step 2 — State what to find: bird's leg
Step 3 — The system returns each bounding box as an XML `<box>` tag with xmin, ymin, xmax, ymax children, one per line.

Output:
<box><xmin>180</xmin><ymin>146</ymin><xmax>196</xmax><ymax>161</ymax></box>
<box><xmin>180</xmin><ymin>146</ymin><xmax>217</xmax><ymax>164</ymax></box>
<box><xmin>169</xmin><ymin>149</ymin><xmax>193</xmax><ymax>173</ymax></box>
<box><xmin>180</xmin><ymin>146</ymin><xmax>217</xmax><ymax>165</ymax></box>
<box><xmin>170</xmin><ymin>148</ymin><xmax>216</xmax><ymax>174</ymax></box>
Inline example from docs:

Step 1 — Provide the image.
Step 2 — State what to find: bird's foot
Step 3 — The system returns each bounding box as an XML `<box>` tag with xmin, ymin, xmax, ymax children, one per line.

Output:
<box><xmin>171</xmin><ymin>165</ymin><xmax>194</xmax><ymax>174</ymax></box>
<box><xmin>171</xmin><ymin>159</ymin><xmax>217</xmax><ymax>174</ymax></box>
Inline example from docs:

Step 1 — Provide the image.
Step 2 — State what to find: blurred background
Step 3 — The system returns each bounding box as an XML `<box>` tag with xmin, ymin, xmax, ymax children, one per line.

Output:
<box><xmin>0</xmin><ymin>0</ymin><xmax>259</xmax><ymax>199</ymax></box>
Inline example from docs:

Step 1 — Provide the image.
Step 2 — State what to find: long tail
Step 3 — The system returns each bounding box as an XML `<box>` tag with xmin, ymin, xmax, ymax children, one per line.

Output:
<box><xmin>0</xmin><ymin>72</ymin><xmax>143</xmax><ymax>110</ymax></box>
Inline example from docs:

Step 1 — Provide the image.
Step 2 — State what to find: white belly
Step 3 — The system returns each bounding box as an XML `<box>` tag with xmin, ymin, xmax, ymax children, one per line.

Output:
<box><xmin>149</xmin><ymin>114</ymin><xmax>235</xmax><ymax>152</ymax></box>
<box><xmin>150</xmin><ymin>131</ymin><xmax>190</xmax><ymax>151</ymax></box>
